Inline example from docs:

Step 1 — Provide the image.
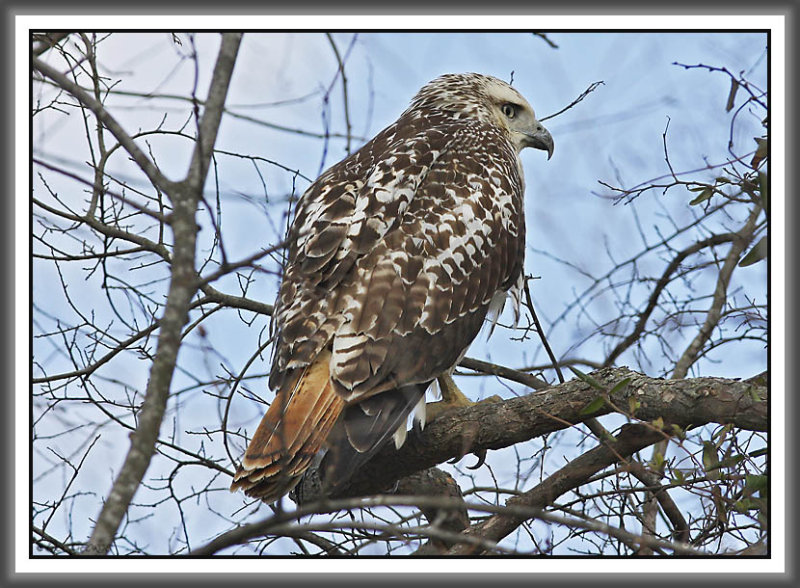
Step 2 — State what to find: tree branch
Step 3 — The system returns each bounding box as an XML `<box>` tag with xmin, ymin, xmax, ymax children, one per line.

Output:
<box><xmin>444</xmin><ymin>424</ymin><xmax>667</xmax><ymax>555</ymax></box>
<box><xmin>673</xmin><ymin>204</ymin><xmax>762</xmax><ymax>378</ymax></box>
<box><xmin>628</xmin><ymin>461</ymin><xmax>690</xmax><ymax>543</ymax></box>
<box><xmin>603</xmin><ymin>232</ymin><xmax>740</xmax><ymax>367</ymax></box>
<box><xmin>32</xmin><ymin>32</ymin><xmax>72</xmax><ymax>57</ymax></box>
<box><xmin>194</xmin><ymin>459</ymin><xmax>701</xmax><ymax>557</ymax></box>
<box><xmin>459</xmin><ymin>356</ymin><xmax>548</xmax><ymax>390</ymax></box>
<box><xmin>32</xmin><ymin>55</ymin><xmax>175</xmax><ymax>195</ymax></box>
<box><xmin>81</xmin><ymin>34</ymin><xmax>242</xmax><ymax>555</ymax></box>
<box><xmin>293</xmin><ymin>367</ymin><xmax>766</xmax><ymax>503</ymax></box>
<box><xmin>182</xmin><ymin>33</ymin><xmax>243</xmax><ymax>194</ymax></box>
<box><xmin>393</xmin><ymin>468</ymin><xmax>470</xmax><ymax>554</ymax></box>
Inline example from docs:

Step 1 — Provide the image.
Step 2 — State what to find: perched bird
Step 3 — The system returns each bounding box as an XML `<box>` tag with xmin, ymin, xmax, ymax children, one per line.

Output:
<box><xmin>231</xmin><ymin>73</ymin><xmax>553</xmax><ymax>503</ymax></box>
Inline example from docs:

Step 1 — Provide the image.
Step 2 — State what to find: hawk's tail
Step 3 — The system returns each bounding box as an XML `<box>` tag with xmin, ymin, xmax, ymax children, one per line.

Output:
<box><xmin>230</xmin><ymin>349</ymin><xmax>345</xmax><ymax>503</ymax></box>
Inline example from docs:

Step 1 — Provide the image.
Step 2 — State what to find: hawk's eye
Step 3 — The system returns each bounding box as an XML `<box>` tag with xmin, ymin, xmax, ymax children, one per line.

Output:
<box><xmin>502</xmin><ymin>103</ymin><xmax>517</xmax><ymax>118</ymax></box>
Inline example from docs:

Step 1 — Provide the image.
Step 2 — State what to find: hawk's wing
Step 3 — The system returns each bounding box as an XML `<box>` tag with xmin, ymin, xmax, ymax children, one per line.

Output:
<box><xmin>231</xmin><ymin>112</ymin><xmax>525</xmax><ymax>501</ymax></box>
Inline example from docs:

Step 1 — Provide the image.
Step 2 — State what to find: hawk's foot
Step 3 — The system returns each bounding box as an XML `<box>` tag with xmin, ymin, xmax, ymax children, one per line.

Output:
<box><xmin>424</xmin><ymin>374</ymin><xmax>502</xmax><ymax>469</ymax></box>
<box><xmin>426</xmin><ymin>373</ymin><xmax>502</xmax><ymax>422</ymax></box>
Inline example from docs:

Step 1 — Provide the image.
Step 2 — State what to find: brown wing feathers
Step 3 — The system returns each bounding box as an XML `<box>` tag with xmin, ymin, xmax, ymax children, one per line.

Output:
<box><xmin>230</xmin><ymin>349</ymin><xmax>345</xmax><ymax>502</ymax></box>
<box><xmin>230</xmin><ymin>74</ymin><xmax>549</xmax><ymax>504</ymax></box>
<box><xmin>320</xmin><ymin>384</ymin><xmax>427</xmax><ymax>493</ymax></box>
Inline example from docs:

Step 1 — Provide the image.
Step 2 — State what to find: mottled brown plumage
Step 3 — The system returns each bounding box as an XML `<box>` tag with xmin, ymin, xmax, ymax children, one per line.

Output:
<box><xmin>231</xmin><ymin>73</ymin><xmax>553</xmax><ymax>502</ymax></box>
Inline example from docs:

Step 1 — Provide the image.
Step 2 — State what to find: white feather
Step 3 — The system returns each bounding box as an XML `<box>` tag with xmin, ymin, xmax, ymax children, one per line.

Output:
<box><xmin>392</xmin><ymin>423</ymin><xmax>408</xmax><ymax>449</ymax></box>
<box><xmin>412</xmin><ymin>393</ymin><xmax>427</xmax><ymax>431</ymax></box>
<box><xmin>429</xmin><ymin>377</ymin><xmax>441</xmax><ymax>400</ymax></box>
<box><xmin>485</xmin><ymin>289</ymin><xmax>508</xmax><ymax>339</ymax></box>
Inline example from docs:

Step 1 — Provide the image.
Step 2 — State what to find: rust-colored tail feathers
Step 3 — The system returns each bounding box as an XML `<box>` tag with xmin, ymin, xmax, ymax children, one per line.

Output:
<box><xmin>230</xmin><ymin>349</ymin><xmax>345</xmax><ymax>503</ymax></box>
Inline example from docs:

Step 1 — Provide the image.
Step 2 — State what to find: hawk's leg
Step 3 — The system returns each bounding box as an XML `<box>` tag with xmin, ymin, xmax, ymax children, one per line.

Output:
<box><xmin>425</xmin><ymin>373</ymin><xmax>502</xmax><ymax>469</ymax></box>
<box><xmin>426</xmin><ymin>373</ymin><xmax>501</xmax><ymax>421</ymax></box>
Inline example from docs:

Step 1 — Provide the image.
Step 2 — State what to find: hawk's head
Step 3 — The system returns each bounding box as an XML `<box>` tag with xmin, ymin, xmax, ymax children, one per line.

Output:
<box><xmin>407</xmin><ymin>72</ymin><xmax>554</xmax><ymax>159</ymax></box>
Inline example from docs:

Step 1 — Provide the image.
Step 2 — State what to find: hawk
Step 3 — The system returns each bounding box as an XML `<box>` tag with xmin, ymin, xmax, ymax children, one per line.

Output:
<box><xmin>231</xmin><ymin>73</ymin><xmax>553</xmax><ymax>502</ymax></box>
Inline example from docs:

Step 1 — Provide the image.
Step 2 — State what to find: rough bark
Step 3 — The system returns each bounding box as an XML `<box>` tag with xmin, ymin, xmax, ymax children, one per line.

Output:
<box><xmin>294</xmin><ymin>367</ymin><xmax>767</xmax><ymax>502</ymax></box>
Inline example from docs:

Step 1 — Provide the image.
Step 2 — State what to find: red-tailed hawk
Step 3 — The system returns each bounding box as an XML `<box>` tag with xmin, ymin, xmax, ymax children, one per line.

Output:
<box><xmin>231</xmin><ymin>73</ymin><xmax>553</xmax><ymax>502</ymax></box>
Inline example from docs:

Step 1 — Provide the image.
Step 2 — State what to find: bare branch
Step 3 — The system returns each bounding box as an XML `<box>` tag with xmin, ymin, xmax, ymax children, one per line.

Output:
<box><xmin>325</xmin><ymin>33</ymin><xmax>354</xmax><ymax>154</ymax></box>
<box><xmin>445</xmin><ymin>424</ymin><xmax>667</xmax><ymax>555</ymax></box>
<box><xmin>32</xmin><ymin>55</ymin><xmax>175</xmax><ymax>195</ymax></box>
<box><xmin>672</xmin><ymin>204</ymin><xmax>762</xmax><ymax>378</ymax></box>
<box><xmin>458</xmin><ymin>356</ymin><xmax>548</xmax><ymax>390</ymax></box>
<box><xmin>81</xmin><ymin>34</ymin><xmax>242</xmax><ymax>555</ymax></box>
<box><xmin>32</xmin><ymin>32</ymin><xmax>72</xmax><ymax>56</ymax></box>
<box><xmin>540</xmin><ymin>81</ymin><xmax>604</xmax><ymax>122</ymax></box>
<box><xmin>604</xmin><ymin>232</ymin><xmax>740</xmax><ymax>367</ymax></box>
<box><xmin>532</xmin><ymin>32</ymin><xmax>559</xmax><ymax>49</ymax></box>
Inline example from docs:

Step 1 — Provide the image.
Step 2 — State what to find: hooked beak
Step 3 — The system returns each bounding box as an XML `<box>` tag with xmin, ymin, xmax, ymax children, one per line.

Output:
<box><xmin>524</xmin><ymin>124</ymin><xmax>554</xmax><ymax>160</ymax></box>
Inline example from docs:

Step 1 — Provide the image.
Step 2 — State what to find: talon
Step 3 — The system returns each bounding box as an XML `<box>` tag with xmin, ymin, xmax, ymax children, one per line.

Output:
<box><xmin>467</xmin><ymin>449</ymin><xmax>488</xmax><ymax>469</ymax></box>
<box><xmin>424</xmin><ymin>376</ymin><xmax>492</xmax><ymax>469</ymax></box>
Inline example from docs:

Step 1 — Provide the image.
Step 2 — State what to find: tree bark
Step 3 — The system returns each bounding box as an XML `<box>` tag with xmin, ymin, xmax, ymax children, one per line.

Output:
<box><xmin>294</xmin><ymin>367</ymin><xmax>767</xmax><ymax>502</ymax></box>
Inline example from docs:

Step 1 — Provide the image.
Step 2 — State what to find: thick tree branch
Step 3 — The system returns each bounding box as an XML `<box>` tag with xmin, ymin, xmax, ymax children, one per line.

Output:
<box><xmin>293</xmin><ymin>367</ymin><xmax>766</xmax><ymax>503</ymax></box>
<box><xmin>393</xmin><ymin>468</ymin><xmax>470</xmax><ymax>553</ymax></box>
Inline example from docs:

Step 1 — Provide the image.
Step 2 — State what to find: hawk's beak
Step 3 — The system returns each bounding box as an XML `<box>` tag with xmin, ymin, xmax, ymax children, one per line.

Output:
<box><xmin>524</xmin><ymin>124</ymin><xmax>554</xmax><ymax>160</ymax></box>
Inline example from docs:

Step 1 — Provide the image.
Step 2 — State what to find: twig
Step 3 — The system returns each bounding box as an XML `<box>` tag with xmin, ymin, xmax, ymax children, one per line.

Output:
<box><xmin>32</xmin><ymin>55</ymin><xmax>175</xmax><ymax>196</ymax></box>
<box><xmin>32</xmin><ymin>157</ymin><xmax>168</xmax><ymax>223</ymax></box>
<box><xmin>523</xmin><ymin>278</ymin><xmax>564</xmax><ymax>384</ymax></box>
<box><xmin>603</xmin><ymin>232</ymin><xmax>740</xmax><ymax>367</ymax></box>
<box><xmin>532</xmin><ymin>32</ymin><xmax>559</xmax><ymax>49</ymax></box>
<box><xmin>540</xmin><ymin>81</ymin><xmax>604</xmax><ymax>122</ymax></box>
<box><xmin>32</xmin><ymin>32</ymin><xmax>72</xmax><ymax>56</ymax></box>
<box><xmin>458</xmin><ymin>356</ymin><xmax>548</xmax><ymax>390</ymax></box>
<box><xmin>325</xmin><ymin>33</ymin><xmax>353</xmax><ymax>154</ymax></box>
